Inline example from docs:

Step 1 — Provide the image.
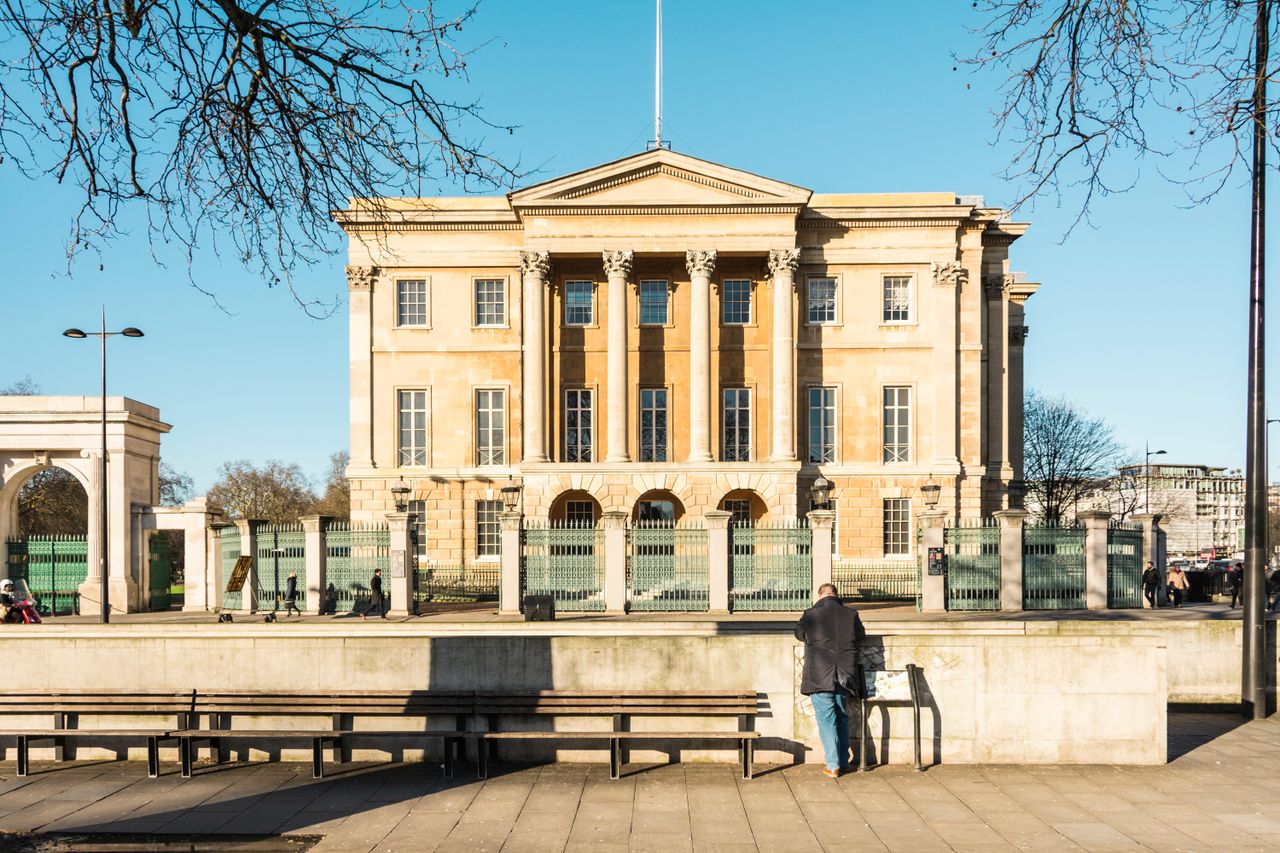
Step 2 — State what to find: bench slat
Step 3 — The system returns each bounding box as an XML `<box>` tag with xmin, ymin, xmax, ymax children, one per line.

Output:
<box><xmin>481</xmin><ymin>731</ymin><xmax>760</xmax><ymax>740</ymax></box>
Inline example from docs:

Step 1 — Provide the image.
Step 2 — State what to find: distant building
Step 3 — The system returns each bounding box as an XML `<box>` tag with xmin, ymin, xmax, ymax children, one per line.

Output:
<box><xmin>1115</xmin><ymin>464</ymin><xmax>1244</xmax><ymax>557</ymax></box>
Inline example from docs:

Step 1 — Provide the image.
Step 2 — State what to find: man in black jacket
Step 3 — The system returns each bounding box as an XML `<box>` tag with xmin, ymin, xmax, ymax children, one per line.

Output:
<box><xmin>794</xmin><ymin>583</ymin><xmax>866</xmax><ymax>778</ymax></box>
<box><xmin>360</xmin><ymin>568</ymin><xmax>386</xmax><ymax>619</ymax></box>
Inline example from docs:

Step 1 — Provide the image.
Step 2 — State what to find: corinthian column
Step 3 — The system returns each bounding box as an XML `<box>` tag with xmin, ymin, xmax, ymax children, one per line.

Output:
<box><xmin>603</xmin><ymin>250</ymin><xmax>634</xmax><ymax>462</ymax></box>
<box><xmin>686</xmin><ymin>250</ymin><xmax>716</xmax><ymax>462</ymax></box>
<box><xmin>768</xmin><ymin>249</ymin><xmax>800</xmax><ymax>462</ymax></box>
<box><xmin>520</xmin><ymin>251</ymin><xmax>551</xmax><ymax>463</ymax></box>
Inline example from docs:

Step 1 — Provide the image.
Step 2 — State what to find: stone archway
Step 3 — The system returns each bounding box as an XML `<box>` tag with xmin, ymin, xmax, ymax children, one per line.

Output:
<box><xmin>0</xmin><ymin>396</ymin><xmax>170</xmax><ymax>614</ymax></box>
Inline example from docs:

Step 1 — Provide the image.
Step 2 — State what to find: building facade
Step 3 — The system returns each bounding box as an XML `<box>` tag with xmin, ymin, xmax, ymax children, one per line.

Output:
<box><xmin>338</xmin><ymin>149</ymin><xmax>1037</xmax><ymax>563</ymax></box>
<box><xmin>1114</xmin><ymin>463</ymin><xmax>1245</xmax><ymax>558</ymax></box>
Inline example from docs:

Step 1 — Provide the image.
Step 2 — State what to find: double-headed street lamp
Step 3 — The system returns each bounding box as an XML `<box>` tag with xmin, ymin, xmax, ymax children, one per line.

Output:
<box><xmin>1145</xmin><ymin>442</ymin><xmax>1167</xmax><ymax>514</ymax></box>
<box><xmin>63</xmin><ymin>309</ymin><xmax>144</xmax><ymax>624</ymax></box>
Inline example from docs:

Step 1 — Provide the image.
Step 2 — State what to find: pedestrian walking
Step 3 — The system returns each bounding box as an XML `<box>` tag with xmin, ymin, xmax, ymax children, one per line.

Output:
<box><xmin>360</xmin><ymin>568</ymin><xmax>386</xmax><ymax>619</ymax></box>
<box><xmin>283</xmin><ymin>572</ymin><xmax>301</xmax><ymax>617</ymax></box>
<box><xmin>794</xmin><ymin>583</ymin><xmax>865</xmax><ymax>778</ymax></box>
<box><xmin>1141</xmin><ymin>562</ymin><xmax>1161</xmax><ymax>609</ymax></box>
<box><xmin>1267</xmin><ymin>569</ymin><xmax>1280</xmax><ymax>613</ymax></box>
<box><xmin>1229</xmin><ymin>563</ymin><xmax>1245</xmax><ymax>609</ymax></box>
<box><xmin>1166</xmin><ymin>564</ymin><xmax>1189</xmax><ymax>608</ymax></box>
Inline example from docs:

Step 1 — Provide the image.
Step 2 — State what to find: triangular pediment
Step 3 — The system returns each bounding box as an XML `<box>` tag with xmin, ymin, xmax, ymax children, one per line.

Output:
<box><xmin>509</xmin><ymin>149</ymin><xmax>812</xmax><ymax>210</ymax></box>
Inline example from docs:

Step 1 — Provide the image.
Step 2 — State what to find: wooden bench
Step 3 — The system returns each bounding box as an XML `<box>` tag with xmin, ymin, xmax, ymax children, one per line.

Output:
<box><xmin>0</xmin><ymin>691</ymin><xmax>196</xmax><ymax>778</ymax></box>
<box><xmin>473</xmin><ymin>691</ymin><xmax>761</xmax><ymax>780</ymax></box>
<box><xmin>855</xmin><ymin>664</ymin><xmax>925</xmax><ymax>772</ymax></box>
<box><xmin>176</xmin><ymin>691</ymin><xmax>474</xmax><ymax>779</ymax></box>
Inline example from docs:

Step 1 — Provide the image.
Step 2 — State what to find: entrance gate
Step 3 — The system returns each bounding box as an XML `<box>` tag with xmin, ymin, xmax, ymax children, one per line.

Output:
<box><xmin>4</xmin><ymin>535</ymin><xmax>88</xmax><ymax>616</ymax></box>
<box><xmin>148</xmin><ymin>534</ymin><xmax>172</xmax><ymax>611</ymax></box>
<box><xmin>943</xmin><ymin>521</ymin><xmax>1000</xmax><ymax>611</ymax></box>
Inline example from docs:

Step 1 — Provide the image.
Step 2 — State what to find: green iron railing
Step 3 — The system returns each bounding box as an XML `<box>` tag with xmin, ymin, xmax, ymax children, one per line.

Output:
<box><xmin>1023</xmin><ymin>523</ymin><xmax>1086</xmax><ymax>609</ymax></box>
<box><xmin>833</xmin><ymin>560</ymin><xmax>919</xmax><ymax>602</ymax></box>
<box><xmin>324</xmin><ymin>521</ymin><xmax>390</xmax><ymax>613</ymax></box>
<box><xmin>522</xmin><ymin>521</ymin><xmax>605</xmax><ymax>612</ymax></box>
<box><xmin>944</xmin><ymin>521</ymin><xmax>1000</xmax><ymax>611</ymax></box>
<box><xmin>148</xmin><ymin>534</ymin><xmax>172</xmax><ymax>611</ymax></box>
<box><xmin>628</xmin><ymin>520</ymin><xmax>709</xmax><ymax>611</ymax></box>
<box><xmin>730</xmin><ymin>520</ymin><xmax>812</xmax><ymax>611</ymax></box>
<box><xmin>254</xmin><ymin>522</ymin><xmax>306</xmax><ymax>612</ymax></box>
<box><xmin>217</xmin><ymin>525</ymin><xmax>242</xmax><ymax>610</ymax></box>
<box><xmin>1107</xmin><ymin>522</ymin><xmax>1144</xmax><ymax>608</ymax></box>
<box><xmin>414</xmin><ymin>563</ymin><xmax>499</xmax><ymax>608</ymax></box>
<box><xmin>4</xmin><ymin>535</ymin><xmax>87</xmax><ymax>616</ymax></box>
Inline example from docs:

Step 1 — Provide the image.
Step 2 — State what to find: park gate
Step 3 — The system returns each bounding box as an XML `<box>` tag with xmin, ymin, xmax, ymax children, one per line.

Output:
<box><xmin>943</xmin><ymin>521</ymin><xmax>1000</xmax><ymax>611</ymax></box>
<box><xmin>628</xmin><ymin>520</ymin><xmax>709</xmax><ymax>612</ymax></box>
<box><xmin>148</xmin><ymin>534</ymin><xmax>172</xmax><ymax>611</ymax></box>
<box><xmin>4</xmin><ymin>535</ymin><xmax>88</xmax><ymax>616</ymax></box>
<box><xmin>522</xmin><ymin>521</ymin><xmax>605</xmax><ymax>612</ymax></box>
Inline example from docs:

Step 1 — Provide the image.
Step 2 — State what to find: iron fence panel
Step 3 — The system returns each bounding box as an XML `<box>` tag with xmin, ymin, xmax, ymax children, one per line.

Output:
<box><xmin>1023</xmin><ymin>523</ymin><xmax>1086</xmax><ymax>609</ymax></box>
<box><xmin>253</xmin><ymin>523</ymin><xmax>306</xmax><ymax>612</ymax></box>
<box><xmin>1107</xmin><ymin>523</ymin><xmax>1144</xmax><ymax>608</ymax></box>
<box><xmin>730</xmin><ymin>520</ymin><xmax>812</xmax><ymax>612</ymax></box>
<box><xmin>148</xmin><ymin>534</ymin><xmax>172</xmax><ymax>611</ymax></box>
<box><xmin>522</xmin><ymin>521</ymin><xmax>605</xmax><ymax>612</ymax></box>
<box><xmin>944</xmin><ymin>521</ymin><xmax>1000</xmax><ymax>611</ymax></box>
<box><xmin>833</xmin><ymin>560</ymin><xmax>919</xmax><ymax>602</ymax></box>
<box><xmin>628</xmin><ymin>520</ymin><xmax>709</xmax><ymax>611</ymax></box>
<box><xmin>218</xmin><ymin>526</ymin><xmax>242</xmax><ymax>610</ymax></box>
<box><xmin>414</xmin><ymin>563</ymin><xmax>499</xmax><ymax>609</ymax></box>
<box><xmin>323</xmin><ymin>521</ymin><xmax>390</xmax><ymax>613</ymax></box>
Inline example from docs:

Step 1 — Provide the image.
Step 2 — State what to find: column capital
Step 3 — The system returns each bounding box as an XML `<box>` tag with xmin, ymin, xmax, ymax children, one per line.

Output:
<box><xmin>767</xmin><ymin>248</ymin><xmax>800</xmax><ymax>277</ymax></box>
<box><xmin>685</xmin><ymin>250</ymin><xmax>717</xmax><ymax>277</ymax></box>
<box><xmin>345</xmin><ymin>265</ymin><xmax>379</xmax><ymax>291</ymax></box>
<box><xmin>602</xmin><ymin>250</ymin><xmax>634</xmax><ymax>278</ymax></box>
<box><xmin>519</xmin><ymin>250</ymin><xmax>551</xmax><ymax>280</ymax></box>
<box><xmin>1009</xmin><ymin>324</ymin><xmax>1029</xmax><ymax>346</ymax></box>
<box><xmin>932</xmin><ymin>261</ymin><xmax>968</xmax><ymax>288</ymax></box>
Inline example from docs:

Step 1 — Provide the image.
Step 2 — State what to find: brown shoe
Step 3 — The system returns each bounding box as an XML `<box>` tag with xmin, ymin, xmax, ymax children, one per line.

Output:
<box><xmin>822</xmin><ymin>767</ymin><xmax>841</xmax><ymax>779</ymax></box>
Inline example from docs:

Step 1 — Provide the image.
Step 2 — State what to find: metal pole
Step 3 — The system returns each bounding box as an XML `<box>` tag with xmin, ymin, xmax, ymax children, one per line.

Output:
<box><xmin>100</xmin><ymin>306</ymin><xmax>109</xmax><ymax>624</ymax></box>
<box><xmin>1145</xmin><ymin>441</ymin><xmax>1150</xmax><ymax>514</ymax></box>
<box><xmin>1243</xmin><ymin>0</ymin><xmax>1270</xmax><ymax>720</ymax></box>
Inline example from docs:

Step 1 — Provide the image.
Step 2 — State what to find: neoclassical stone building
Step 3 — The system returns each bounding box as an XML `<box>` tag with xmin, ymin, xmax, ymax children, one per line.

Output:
<box><xmin>337</xmin><ymin>149</ymin><xmax>1037</xmax><ymax>562</ymax></box>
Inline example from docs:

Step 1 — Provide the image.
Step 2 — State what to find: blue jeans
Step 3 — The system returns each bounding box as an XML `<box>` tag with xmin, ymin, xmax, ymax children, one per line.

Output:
<box><xmin>810</xmin><ymin>690</ymin><xmax>850</xmax><ymax>771</ymax></box>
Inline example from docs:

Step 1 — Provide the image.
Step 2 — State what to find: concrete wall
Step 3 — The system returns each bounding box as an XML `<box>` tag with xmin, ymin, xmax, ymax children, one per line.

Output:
<box><xmin>0</xmin><ymin>620</ymin><xmax>1166</xmax><ymax>767</ymax></box>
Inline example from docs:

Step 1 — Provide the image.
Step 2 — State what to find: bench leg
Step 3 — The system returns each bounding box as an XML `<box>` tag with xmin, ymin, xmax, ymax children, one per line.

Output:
<box><xmin>443</xmin><ymin>737</ymin><xmax>455</xmax><ymax>780</ymax></box>
<box><xmin>312</xmin><ymin>738</ymin><xmax>324</xmax><ymax>780</ymax></box>
<box><xmin>740</xmin><ymin>739</ymin><xmax>753</xmax><ymax>781</ymax></box>
<box><xmin>147</xmin><ymin>737</ymin><xmax>159</xmax><ymax>779</ymax></box>
<box><xmin>609</xmin><ymin>738</ymin><xmax>620</xmax><ymax>781</ymax></box>
<box><xmin>477</xmin><ymin>738</ymin><xmax>488</xmax><ymax>780</ymax></box>
<box><xmin>16</xmin><ymin>735</ymin><xmax>28</xmax><ymax>778</ymax></box>
<box><xmin>180</xmin><ymin>737</ymin><xmax>193</xmax><ymax>779</ymax></box>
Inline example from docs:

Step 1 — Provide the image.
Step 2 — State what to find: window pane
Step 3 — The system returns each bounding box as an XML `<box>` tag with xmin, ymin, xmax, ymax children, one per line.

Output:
<box><xmin>883</xmin><ymin>498</ymin><xmax>911</xmax><ymax>556</ymax></box>
<box><xmin>476</xmin><ymin>500</ymin><xmax>502</xmax><ymax>557</ymax></box>
<box><xmin>722</xmin><ymin>387</ymin><xmax>751</xmax><ymax>462</ymax></box>
<box><xmin>476</xmin><ymin>389</ymin><xmax>505</xmax><ymax>465</ymax></box>
<box><xmin>398</xmin><ymin>390</ymin><xmax>427</xmax><ymax>466</ymax></box>
<box><xmin>564</xmin><ymin>280</ymin><xmax>593</xmax><ymax>326</ymax></box>
<box><xmin>640</xmin><ymin>388</ymin><xmax>668</xmax><ymax>462</ymax></box>
<box><xmin>639</xmin><ymin>280</ymin><xmax>669</xmax><ymax>325</ymax></box>
<box><xmin>565</xmin><ymin>500</ymin><xmax>596</xmax><ymax>524</ymax></box>
<box><xmin>882</xmin><ymin>386</ymin><xmax>910</xmax><ymax>463</ymax></box>
<box><xmin>474</xmin><ymin>279</ymin><xmax>505</xmax><ymax>326</ymax></box>
<box><xmin>883</xmin><ymin>276</ymin><xmax>911</xmax><ymax>322</ymax></box>
<box><xmin>721</xmin><ymin>280</ymin><xmax>751</xmax><ymax>324</ymax></box>
<box><xmin>564</xmin><ymin>389</ymin><xmax>593</xmax><ymax>462</ymax></box>
<box><xmin>807</xmin><ymin>278</ymin><xmax>836</xmax><ymax>324</ymax></box>
<box><xmin>397</xmin><ymin>280</ymin><xmax>428</xmax><ymax>326</ymax></box>
<box><xmin>807</xmin><ymin>387</ymin><xmax>836</xmax><ymax>463</ymax></box>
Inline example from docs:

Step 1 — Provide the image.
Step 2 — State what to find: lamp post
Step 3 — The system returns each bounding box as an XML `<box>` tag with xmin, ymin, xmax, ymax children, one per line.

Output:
<box><xmin>1145</xmin><ymin>442</ymin><xmax>1167</xmax><ymax>514</ymax></box>
<box><xmin>390</xmin><ymin>476</ymin><xmax>411</xmax><ymax>514</ymax></box>
<box><xmin>921</xmin><ymin>477</ymin><xmax>941</xmax><ymax>511</ymax></box>
<box><xmin>501</xmin><ymin>478</ymin><xmax>523</xmax><ymax>514</ymax></box>
<box><xmin>62</xmin><ymin>309</ymin><xmax>144</xmax><ymax>624</ymax></box>
<box><xmin>810</xmin><ymin>476</ymin><xmax>831</xmax><ymax>512</ymax></box>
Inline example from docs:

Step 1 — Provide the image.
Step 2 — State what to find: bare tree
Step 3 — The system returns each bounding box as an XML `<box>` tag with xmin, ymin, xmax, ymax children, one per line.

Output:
<box><xmin>0</xmin><ymin>1</ymin><xmax>520</xmax><ymax>310</ymax></box>
<box><xmin>1024</xmin><ymin>390</ymin><xmax>1126</xmax><ymax>523</ymax></box>
<box><xmin>158</xmin><ymin>462</ymin><xmax>194</xmax><ymax>506</ymax></box>
<box><xmin>206</xmin><ymin>459</ymin><xmax>315</xmax><ymax>521</ymax></box>
<box><xmin>1</xmin><ymin>376</ymin><xmax>40</xmax><ymax>395</ymax></box>
<box><xmin>309</xmin><ymin>450</ymin><xmax>350</xmax><ymax>518</ymax></box>
<box><xmin>18</xmin><ymin>469</ymin><xmax>88</xmax><ymax>536</ymax></box>
<box><xmin>966</xmin><ymin>2</ymin><xmax>1274</xmax><ymax>225</ymax></box>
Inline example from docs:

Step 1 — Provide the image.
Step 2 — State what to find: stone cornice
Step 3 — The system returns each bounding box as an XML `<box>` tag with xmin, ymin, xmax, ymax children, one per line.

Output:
<box><xmin>340</xmin><ymin>221</ymin><xmax>522</xmax><ymax>233</ymax></box>
<box><xmin>517</xmin><ymin>203</ymin><xmax>805</xmax><ymax>217</ymax></box>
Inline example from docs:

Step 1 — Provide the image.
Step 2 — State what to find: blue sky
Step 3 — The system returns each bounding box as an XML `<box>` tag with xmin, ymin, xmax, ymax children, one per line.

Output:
<box><xmin>0</xmin><ymin>1</ymin><xmax>1272</xmax><ymax>491</ymax></box>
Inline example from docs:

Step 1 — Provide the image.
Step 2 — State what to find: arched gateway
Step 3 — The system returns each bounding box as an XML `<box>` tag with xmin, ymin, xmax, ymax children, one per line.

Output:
<box><xmin>0</xmin><ymin>396</ymin><xmax>177</xmax><ymax>614</ymax></box>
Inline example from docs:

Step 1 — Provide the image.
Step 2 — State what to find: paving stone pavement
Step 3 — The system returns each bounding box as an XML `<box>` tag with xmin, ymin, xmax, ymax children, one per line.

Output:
<box><xmin>0</xmin><ymin>713</ymin><xmax>1277</xmax><ymax>852</ymax></box>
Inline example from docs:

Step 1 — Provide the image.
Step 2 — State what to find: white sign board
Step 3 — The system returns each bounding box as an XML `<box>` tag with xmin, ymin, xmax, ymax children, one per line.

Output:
<box><xmin>863</xmin><ymin>669</ymin><xmax>912</xmax><ymax>701</ymax></box>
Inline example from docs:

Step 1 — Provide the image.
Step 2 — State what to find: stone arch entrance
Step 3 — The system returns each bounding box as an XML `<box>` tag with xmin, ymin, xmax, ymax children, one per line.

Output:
<box><xmin>548</xmin><ymin>490</ymin><xmax>602</xmax><ymax>524</ymax></box>
<box><xmin>717</xmin><ymin>489</ymin><xmax>768</xmax><ymax>525</ymax></box>
<box><xmin>0</xmin><ymin>397</ymin><xmax>170</xmax><ymax>614</ymax></box>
